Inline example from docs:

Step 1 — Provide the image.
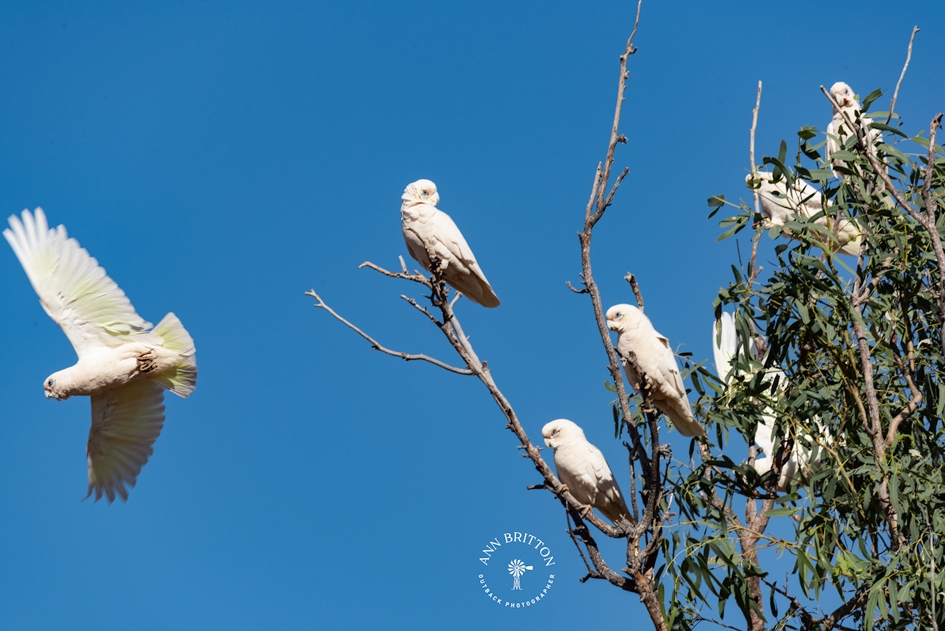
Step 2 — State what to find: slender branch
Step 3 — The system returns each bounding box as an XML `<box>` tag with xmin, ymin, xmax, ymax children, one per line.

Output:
<box><xmin>603</xmin><ymin>168</ymin><xmax>631</xmax><ymax>210</ymax></box>
<box><xmin>885</xmin><ymin>330</ymin><xmax>923</xmax><ymax>448</ymax></box>
<box><xmin>564</xmin><ymin>511</ymin><xmax>597</xmax><ymax>579</ymax></box>
<box><xmin>747</xmin><ymin>81</ymin><xmax>764</xmax><ymax>288</ymax></box>
<box><xmin>306</xmin><ymin>289</ymin><xmax>474</xmax><ymax>375</ymax></box>
<box><xmin>572</xmin><ymin>4</ymin><xmax>669</xmax><ymax>628</ymax></box>
<box><xmin>566</xmin><ymin>280</ymin><xmax>589</xmax><ymax>294</ymax></box>
<box><xmin>737</xmin><ymin>80</ymin><xmax>769</xmax><ymax>631</ymax></box>
<box><xmin>567</xmin><ymin>507</ymin><xmax>635</xmax><ymax>590</ymax></box>
<box><xmin>887</xmin><ymin>26</ymin><xmax>920</xmax><ymax>124</ymax></box>
<box><xmin>697</xmin><ymin>439</ymin><xmax>766</xmax><ymax>631</ymax></box>
<box><xmin>624</xmin><ymin>273</ymin><xmax>645</xmax><ymax>312</ymax></box>
<box><xmin>585</xmin><ymin>163</ymin><xmax>603</xmax><ymax>221</ymax></box>
<box><xmin>921</xmin><ymin>114</ymin><xmax>943</xmax><ymax>226</ymax></box>
<box><xmin>822</xmin><ymin>588</ymin><xmax>870</xmax><ymax>630</ymax></box>
<box><xmin>589</xmin><ymin>0</ymin><xmax>642</xmax><ymax>228</ymax></box>
<box><xmin>578</xmin><ymin>1</ymin><xmax>651</xmax><ymax>470</ymax></box>
<box><xmin>358</xmin><ymin>260</ymin><xmax>429</xmax><ymax>286</ymax></box>
<box><xmin>759</xmin><ymin>575</ymin><xmax>817</xmax><ymax>627</ymax></box>
<box><xmin>401</xmin><ymin>295</ymin><xmax>443</xmax><ymax>328</ymax></box>
<box><xmin>848</xmin><ymin>309</ymin><xmax>903</xmax><ymax>546</ymax></box>
<box><xmin>625</xmin><ymin>441</ymin><xmax>641</xmax><ymax>521</ymax></box>
<box><xmin>931</xmin><ymin>519</ymin><xmax>940</xmax><ymax>631</ymax></box>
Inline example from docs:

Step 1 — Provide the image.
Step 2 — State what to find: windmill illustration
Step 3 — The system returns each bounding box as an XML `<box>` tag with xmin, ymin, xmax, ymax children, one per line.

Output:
<box><xmin>508</xmin><ymin>559</ymin><xmax>534</xmax><ymax>590</ymax></box>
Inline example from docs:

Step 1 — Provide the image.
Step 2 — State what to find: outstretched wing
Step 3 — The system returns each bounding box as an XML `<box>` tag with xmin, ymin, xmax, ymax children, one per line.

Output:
<box><xmin>3</xmin><ymin>208</ymin><xmax>152</xmax><ymax>357</ymax></box>
<box><xmin>87</xmin><ymin>379</ymin><xmax>166</xmax><ymax>503</ymax></box>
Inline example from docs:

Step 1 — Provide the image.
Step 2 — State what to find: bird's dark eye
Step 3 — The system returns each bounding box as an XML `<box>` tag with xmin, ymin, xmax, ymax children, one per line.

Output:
<box><xmin>46</xmin><ymin>379</ymin><xmax>55</xmax><ymax>387</ymax></box>
<box><xmin>552</xmin><ymin>429</ymin><xmax>559</xmax><ymax>437</ymax></box>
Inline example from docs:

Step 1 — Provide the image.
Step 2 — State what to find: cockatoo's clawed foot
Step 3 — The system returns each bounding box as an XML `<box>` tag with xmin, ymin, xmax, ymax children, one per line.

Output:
<box><xmin>137</xmin><ymin>349</ymin><xmax>157</xmax><ymax>373</ymax></box>
<box><xmin>555</xmin><ymin>483</ymin><xmax>570</xmax><ymax>497</ymax></box>
<box><xmin>579</xmin><ymin>505</ymin><xmax>593</xmax><ymax>519</ymax></box>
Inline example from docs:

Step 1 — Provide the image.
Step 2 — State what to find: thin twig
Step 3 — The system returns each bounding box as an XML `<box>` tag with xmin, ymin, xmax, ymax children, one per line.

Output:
<box><xmin>306</xmin><ymin>289</ymin><xmax>474</xmax><ymax>375</ymax></box>
<box><xmin>887</xmin><ymin>26</ymin><xmax>920</xmax><ymax>124</ymax></box>
<box><xmin>931</xmin><ymin>517</ymin><xmax>940</xmax><ymax>631</ymax></box>
<box><xmin>564</xmin><ymin>512</ymin><xmax>597</xmax><ymax>580</ymax></box>
<box><xmin>748</xmin><ymin>81</ymin><xmax>764</xmax><ymax>287</ymax></box>
<box><xmin>624</xmin><ymin>273</ymin><xmax>645</xmax><ymax>312</ymax></box>
<box><xmin>359</xmin><ymin>260</ymin><xmax>429</xmax><ymax>285</ymax></box>
<box><xmin>566</xmin><ymin>280</ymin><xmax>589</xmax><ymax>294</ymax></box>
<box><xmin>885</xmin><ymin>330</ymin><xmax>923</xmax><ymax>448</ymax></box>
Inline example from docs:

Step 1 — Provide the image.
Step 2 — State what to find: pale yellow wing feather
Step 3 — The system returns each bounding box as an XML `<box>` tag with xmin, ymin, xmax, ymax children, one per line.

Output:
<box><xmin>3</xmin><ymin>208</ymin><xmax>152</xmax><ymax>357</ymax></box>
<box><xmin>87</xmin><ymin>379</ymin><xmax>166</xmax><ymax>503</ymax></box>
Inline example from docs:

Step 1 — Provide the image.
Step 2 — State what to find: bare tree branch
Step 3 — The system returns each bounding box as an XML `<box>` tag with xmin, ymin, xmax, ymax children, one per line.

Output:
<box><xmin>887</xmin><ymin>26</ymin><xmax>920</xmax><ymax>124</ymax></box>
<box><xmin>305</xmin><ymin>289</ymin><xmax>474</xmax><ymax>375</ymax></box>
<box><xmin>624</xmin><ymin>273</ymin><xmax>645</xmax><ymax>312</ymax></box>
<box><xmin>885</xmin><ymin>330</ymin><xmax>923</xmax><ymax>448</ymax></box>
<box><xmin>748</xmin><ymin>81</ymin><xmax>764</xmax><ymax>287</ymax></box>
<box><xmin>359</xmin><ymin>259</ymin><xmax>429</xmax><ymax>285</ymax></box>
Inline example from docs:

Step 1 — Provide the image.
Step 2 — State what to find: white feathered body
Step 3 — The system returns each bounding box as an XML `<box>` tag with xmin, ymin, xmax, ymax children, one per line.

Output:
<box><xmin>749</xmin><ymin>171</ymin><xmax>862</xmax><ymax>256</ymax></box>
<box><xmin>825</xmin><ymin>81</ymin><xmax>881</xmax><ymax>177</ymax></box>
<box><xmin>401</xmin><ymin>179</ymin><xmax>500</xmax><ymax>308</ymax></box>
<box><xmin>713</xmin><ymin>312</ymin><xmax>829</xmax><ymax>492</ymax></box>
<box><xmin>4</xmin><ymin>208</ymin><xmax>197</xmax><ymax>502</ymax></box>
<box><xmin>46</xmin><ymin>323</ymin><xmax>193</xmax><ymax>400</ymax></box>
<box><xmin>542</xmin><ymin>419</ymin><xmax>629</xmax><ymax>524</ymax></box>
<box><xmin>607</xmin><ymin>304</ymin><xmax>704</xmax><ymax>437</ymax></box>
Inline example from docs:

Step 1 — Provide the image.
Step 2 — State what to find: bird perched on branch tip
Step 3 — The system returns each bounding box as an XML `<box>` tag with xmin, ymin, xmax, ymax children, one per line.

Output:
<box><xmin>400</xmin><ymin>179</ymin><xmax>500</xmax><ymax>308</ymax></box>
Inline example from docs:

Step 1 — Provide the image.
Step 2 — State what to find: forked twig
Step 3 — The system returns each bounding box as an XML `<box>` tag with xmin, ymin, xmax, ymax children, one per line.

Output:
<box><xmin>305</xmin><ymin>288</ymin><xmax>474</xmax><ymax>375</ymax></box>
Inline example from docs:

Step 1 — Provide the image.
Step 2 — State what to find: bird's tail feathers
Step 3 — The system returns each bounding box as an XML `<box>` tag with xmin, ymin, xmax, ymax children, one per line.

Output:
<box><xmin>151</xmin><ymin>312</ymin><xmax>197</xmax><ymax>398</ymax></box>
<box><xmin>664</xmin><ymin>403</ymin><xmax>706</xmax><ymax>438</ymax></box>
<box><xmin>450</xmin><ymin>269</ymin><xmax>500</xmax><ymax>308</ymax></box>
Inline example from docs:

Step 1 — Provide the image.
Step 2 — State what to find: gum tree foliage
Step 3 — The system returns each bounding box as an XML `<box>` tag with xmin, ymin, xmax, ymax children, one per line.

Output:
<box><xmin>308</xmin><ymin>9</ymin><xmax>945</xmax><ymax>630</ymax></box>
<box><xmin>668</xmin><ymin>81</ymin><xmax>945</xmax><ymax>629</ymax></box>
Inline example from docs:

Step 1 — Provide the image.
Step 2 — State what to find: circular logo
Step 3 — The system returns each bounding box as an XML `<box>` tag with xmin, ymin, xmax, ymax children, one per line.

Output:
<box><xmin>476</xmin><ymin>530</ymin><xmax>555</xmax><ymax>608</ymax></box>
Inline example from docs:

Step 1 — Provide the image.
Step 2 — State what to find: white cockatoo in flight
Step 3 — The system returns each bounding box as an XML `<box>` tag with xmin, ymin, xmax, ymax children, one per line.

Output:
<box><xmin>826</xmin><ymin>81</ymin><xmax>881</xmax><ymax>177</ymax></box>
<box><xmin>542</xmin><ymin>418</ymin><xmax>629</xmax><ymax>524</ymax></box>
<box><xmin>747</xmin><ymin>170</ymin><xmax>863</xmax><ymax>256</ymax></box>
<box><xmin>713</xmin><ymin>312</ymin><xmax>825</xmax><ymax>492</ymax></box>
<box><xmin>400</xmin><ymin>179</ymin><xmax>500</xmax><ymax>308</ymax></box>
<box><xmin>606</xmin><ymin>304</ymin><xmax>705</xmax><ymax>437</ymax></box>
<box><xmin>4</xmin><ymin>208</ymin><xmax>198</xmax><ymax>502</ymax></box>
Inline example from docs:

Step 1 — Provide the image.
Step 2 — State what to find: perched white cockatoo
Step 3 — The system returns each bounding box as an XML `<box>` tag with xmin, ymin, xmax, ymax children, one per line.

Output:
<box><xmin>542</xmin><ymin>418</ymin><xmax>629</xmax><ymax>524</ymax></box>
<box><xmin>712</xmin><ymin>312</ymin><xmax>826</xmax><ymax>492</ymax></box>
<box><xmin>400</xmin><ymin>179</ymin><xmax>500</xmax><ymax>308</ymax></box>
<box><xmin>747</xmin><ymin>171</ymin><xmax>863</xmax><ymax>256</ymax></box>
<box><xmin>748</xmin><ymin>171</ymin><xmax>824</xmax><ymax>229</ymax></box>
<box><xmin>4</xmin><ymin>208</ymin><xmax>198</xmax><ymax>502</ymax></box>
<box><xmin>606</xmin><ymin>304</ymin><xmax>705</xmax><ymax>437</ymax></box>
<box><xmin>826</xmin><ymin>81</ymin><xmax>881</xmax><ymax>177</ymax></box>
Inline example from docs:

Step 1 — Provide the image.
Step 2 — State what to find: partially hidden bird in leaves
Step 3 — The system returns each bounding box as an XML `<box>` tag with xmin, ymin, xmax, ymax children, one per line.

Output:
<box><xmin>825</xmin><ymin>81</ymin><xmax>882</xmax><ymax>178</ymax></box>
<box><xmin>713</xmin><ymin>312</ymin><xmax>827</xmax><ymax>492</ymax></box>
<box><xmin>4</xmin><ymin>208</ymin><xmax>197</xmax><ymax>502</ymax></box>
<box><xmin>606</xmin><ymin>304</ymin><xmax>705</xmax><ymax>437</ymax></box>
<box><xmin>400</xmin><ymin>179</ymin><xmax>500</xmax><ymax>308</ymax></box>
<box><xmin>542</xmin><ymin>418</ymin><xmax>629</xmax><ymax>524</ymax></box>
<box><xmin>747</xmin><ymin>170</ymin><xmax>863</xmax><ymax>256</ymax></box>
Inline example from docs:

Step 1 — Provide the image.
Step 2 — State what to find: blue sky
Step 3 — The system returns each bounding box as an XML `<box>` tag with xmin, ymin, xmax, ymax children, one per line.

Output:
<box><xmin>1</xmin><ymin>2</ymin><xmax>943</xmax><ymax>629</ymax></box>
